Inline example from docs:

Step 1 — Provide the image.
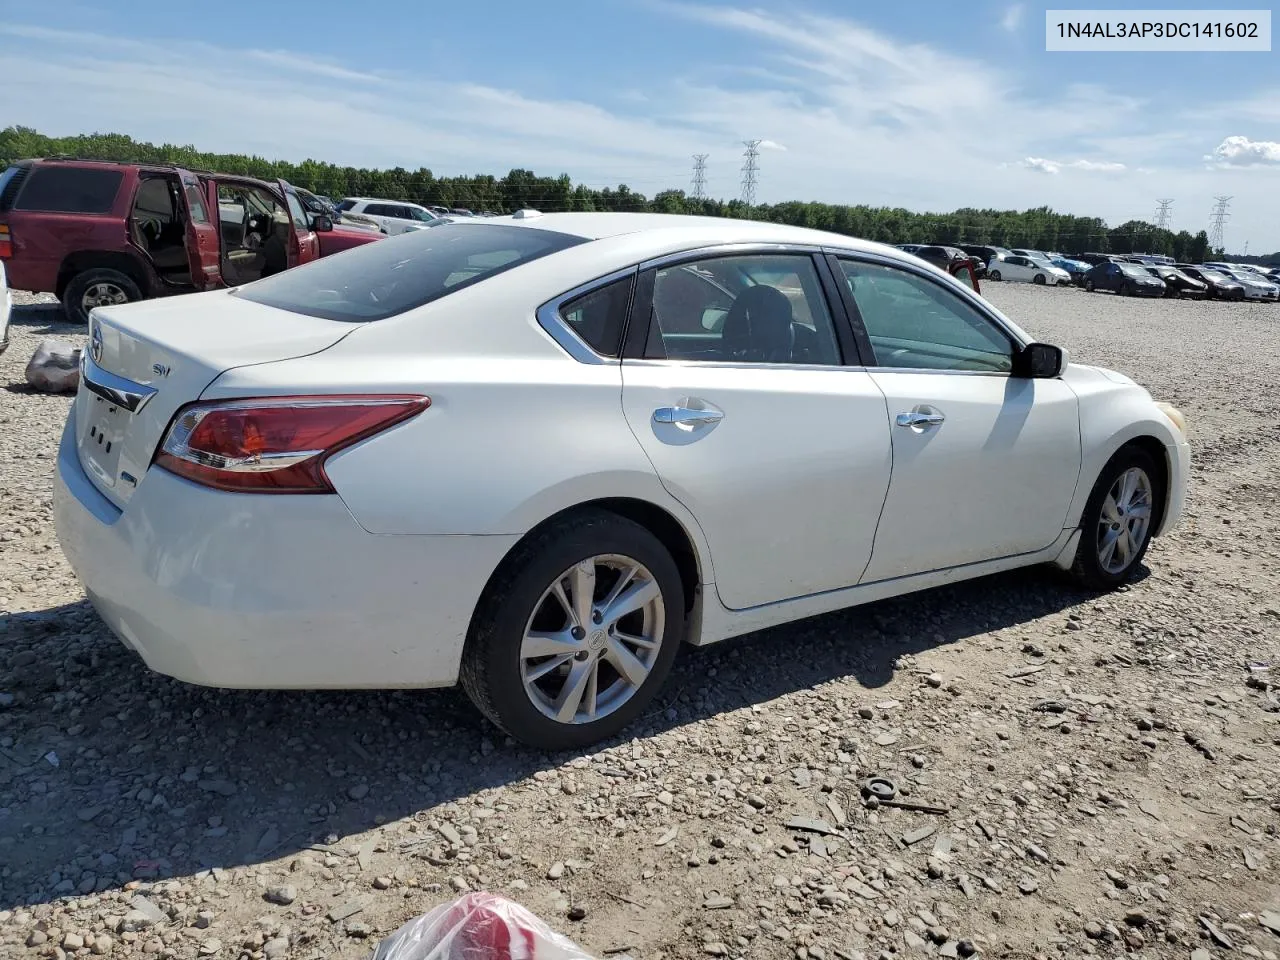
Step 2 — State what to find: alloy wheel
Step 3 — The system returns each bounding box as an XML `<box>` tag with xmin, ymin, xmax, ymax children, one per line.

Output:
<box><xmin>82</xmin><ymin>282</ymin><xmax>129</xmax><ymax>313</ymax></box>
<box><xmin>1096</xmin><ymin>467</ymin><xmax>1153</xmax><ymax>574</ymax></box>
<box><xmin>520</xmin><ymin>554</ymin><xmax>665</xmax><ymax>725</ymax></box>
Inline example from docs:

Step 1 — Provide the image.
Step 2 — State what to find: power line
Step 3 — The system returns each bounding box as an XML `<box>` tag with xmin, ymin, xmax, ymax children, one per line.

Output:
<box><xmin>740</xmin><ymin>140</ymin><xmax>762</xmax><ymax>210</ymax></box>
<box><xmin>1209</xmin><ymin>196</ymin><xmax>1232</xmax><ymax>250</ymax></box>
<box><xmin>1154</xmin><ymin>199</ymin><xmax>1173</xmax><ymax>230</ymax></box>
<box><xmin>691</xmin><ymin>154</ymin><xmax>708</xmax><ymax>200</ymax></box>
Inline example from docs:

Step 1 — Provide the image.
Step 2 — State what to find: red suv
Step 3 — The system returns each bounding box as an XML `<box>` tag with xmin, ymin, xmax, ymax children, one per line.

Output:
<box><xmin>0</xmin><ymin>158</ymin><xmax>381</xmax><ymax>323</ymax></box>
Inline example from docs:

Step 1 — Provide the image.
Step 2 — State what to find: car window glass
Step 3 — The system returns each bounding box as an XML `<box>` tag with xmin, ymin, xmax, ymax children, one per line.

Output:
<box><xmin>184</xmin><ymin>185</ymin><xmax>208</xmax><ymax>223</ymax></box>
<box><xmin>559</xmin><ymin>276</ymin><xmax>633</xmax><ymax>358</ymax></box>
<box><xmin>14</xmin><ymin>166</ymin><xmax>123</xmax><ymax>214</ymax></box>
<box><xmin>838</xmin><ymin>260</ymin><xmax>1012</xmax><ymax>373</ymax></box>
<box><xmin>284</xmin><ymin>191</ymin><xmax>309</xmax><ymax>231</ymax></box>
<box><xmin>234</xmin><ymin>222</ymin><xmax>584</xmax><ymax>322</ymax></box>
<box><xmin>642</xmin><ymin>254</ymin><xmax>841</xmax><ymax>366</ymax></box>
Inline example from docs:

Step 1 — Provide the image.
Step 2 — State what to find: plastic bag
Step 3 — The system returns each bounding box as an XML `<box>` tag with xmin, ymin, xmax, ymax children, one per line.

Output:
<box><xmin>25</xmin><ymin>339</ymin><xmax>82</xmax><ymax>393</ymax></box>
<box><xmin>372</xmin><ymin>893</ymin><xmax>596</xmax><ymax>960</ymax></box>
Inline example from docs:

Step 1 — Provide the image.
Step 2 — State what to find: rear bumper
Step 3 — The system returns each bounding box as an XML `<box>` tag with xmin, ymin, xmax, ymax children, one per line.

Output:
<box><xmin>53</xmin><ymin>411</ymin><xmax>519</xmax><ymax>689</ymax></box>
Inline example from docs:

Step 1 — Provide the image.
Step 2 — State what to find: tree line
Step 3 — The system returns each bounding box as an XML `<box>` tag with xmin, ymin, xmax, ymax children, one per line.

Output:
<box><xmin>2</xmin><ymin>125</ymin><xmax>1248</xmax><ymax>263</ymax></box>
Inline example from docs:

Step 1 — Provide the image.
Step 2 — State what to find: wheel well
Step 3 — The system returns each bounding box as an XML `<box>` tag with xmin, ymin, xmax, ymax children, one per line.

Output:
<box><xmin>56</xmin><ymin>251</ymin><xmax>151</xmax><ymax>299</ymax></box>
<box><xmin>1115</xmin><ymin>436</ymin><xmax>1171</xmax><ymax>534</ymax></box>
<box><xmin>505</xmin><ymin>498</ymin><xmax>702</xmax><ymax>614</ymax></box>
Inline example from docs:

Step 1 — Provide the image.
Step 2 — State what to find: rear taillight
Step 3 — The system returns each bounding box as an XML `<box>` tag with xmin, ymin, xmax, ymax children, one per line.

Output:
<box><xmin>0</xmin><ymin>224</ymin><xmax>11</xmax><ymax>259</ymax></box>
<box><xmin>154</xmin><ymin>395</ymin><xmax>430</xmax><ymax>493</ymax></box>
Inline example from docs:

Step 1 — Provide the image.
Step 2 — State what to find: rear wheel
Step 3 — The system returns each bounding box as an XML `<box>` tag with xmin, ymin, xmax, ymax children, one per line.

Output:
<box><xmin>988</xmin><ymin>269</ymin><xmax>1002</xmax><ymax>281</ymax></box>
<box><xmin>62</xmin><ymin>269</ymin><xmax>142</xmax><ymax>325</ymax></box>
<box><xmin>460</xmin><ymin>509</ymin><xmax>685</xmax><ymax>750</ymax></box>
<box><xmin>1069</xmin><ymin>448</ymin><xmax>1163</xmax><ymax>590</ymax></box>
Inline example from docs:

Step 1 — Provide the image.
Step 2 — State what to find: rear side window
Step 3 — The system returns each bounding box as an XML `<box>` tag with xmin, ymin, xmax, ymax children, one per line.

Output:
<box><xmin>185</xmin><ymin>185</ymin><xmax>209</xmax><ymax>223</ymax></box>
<box><xmin>0</xmin><ymin>165</ymin><xmax>29</xmax><ymax>211</ymax></box>
<box><xmin>559</xmin><ymin>276</ymin><xmax>634</xmax><ymax>358</ymax></box>
<box><xmin>13</xmin><ymin>166</ymin><xmax>123</xmax><ymax>214</ymax></box>
<box><xmin>234</xmin><ymin>222</ymin><xmax>585</xmax><ymax>322</ymax></box>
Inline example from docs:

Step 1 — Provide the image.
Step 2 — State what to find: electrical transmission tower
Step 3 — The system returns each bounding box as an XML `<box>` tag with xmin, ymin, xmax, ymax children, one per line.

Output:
<box><xmin>1154</xmin><ymin>199</ymin><xmax>1173</xmax><ymax>231</ymax></box>
<box><xmin>740</xmin><ymin>140</ymin><xmax>762</xmax><ymax>209</ymax></box>
<box><xmin>691</xmin><ymin>154</ymin><xmax>708</xmax><ymax>200</ymax></box>
<box><xmin>1209</xmin><ymin>196</ymin><xmax>1232</xmax><ymax>251</ymax></box>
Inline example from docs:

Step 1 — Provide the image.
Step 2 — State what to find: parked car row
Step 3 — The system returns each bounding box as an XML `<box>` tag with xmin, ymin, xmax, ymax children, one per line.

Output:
<box><xmin>894</xmin><ymin>240</ymin><xmax>1280</xmax><ymax>302</ymax></box>
<box><xmin>0</xmin><ymin>157</ymin><xmax>388</xmax><ymax>322</ymax></box>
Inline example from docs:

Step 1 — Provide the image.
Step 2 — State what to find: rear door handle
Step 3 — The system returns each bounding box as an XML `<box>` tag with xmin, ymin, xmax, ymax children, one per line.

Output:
<box><xmin>896</xmin><ymin>411</ymin><xmax>945</xmax><ymax>428</ymax></box>
<box><xmin>654</xmin><ymin>405</ymin><xmax>724</xmax><ymax>425</ymax></box>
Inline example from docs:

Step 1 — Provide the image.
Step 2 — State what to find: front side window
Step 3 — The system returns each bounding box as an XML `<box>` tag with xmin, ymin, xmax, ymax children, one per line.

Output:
<box><xmin>284</xmin><ymin>191</ymin><xmax>309</xmax><ymax>231</ymax></box>
<box><xmin>838</xmin><ymin>259</ymin><xmax>1012</xmax><ymax>373</ymax></box>
<box><xmin>234</xmin><ymin>222</ymin><xmax>584</xmax><ymax>322</ymax></box>
<box><xmin>642</xmin><ymin>254</ymin><xmax>841</xmax><ymax>365</ymax></box>
<box><xmin>559</xmin><ymin>276</ymin><xmax>634</xmax><ymax>358</ymax></box>
<box><xmin>14</xmin><ymin>166</ymin><xmax>123</xmax><ymax>214</ymax></box>
<box><xmin>184</xmin><ymin>184</ymin><xmax>208</xmax><ymax>223</ymax></box>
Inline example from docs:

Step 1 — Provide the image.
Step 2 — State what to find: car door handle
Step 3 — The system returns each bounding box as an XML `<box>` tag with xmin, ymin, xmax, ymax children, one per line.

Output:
<box><xmin>654</xmin><ymin>406</ymin><xmax>724</xmax><ymax>425</ymax></box>
<box><xmin>896</xmin><ymin>411</ymin><xmax>945</xmax><ymax>428</ymax></box>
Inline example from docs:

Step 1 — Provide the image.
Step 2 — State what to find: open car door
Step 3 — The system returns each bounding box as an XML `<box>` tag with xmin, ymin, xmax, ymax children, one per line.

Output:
<box><xmin>175</xmin><ymin>169</ymin><xmax>222</xmax><ymax>290</ymax></box>
<box><xmin>278</xmin><ymin>178</ymin><xmax>321</xmax><ymax>268</ymax></box>
<box><xmin>949</xmin><ymin>260</ymin><xmax>981</xmax><ymax>295</ymax></box>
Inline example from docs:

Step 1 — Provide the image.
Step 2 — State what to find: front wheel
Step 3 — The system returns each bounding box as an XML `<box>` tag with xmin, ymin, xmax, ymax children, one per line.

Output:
<box><xmin>1033</xmin><ymin>273</ymin><xmax>1047</xmax><ymax>285</ymax></box>
<box><xmin>988</xmin><ymin>269</ymin><xmax>1001</xmax><ymax>281</ymax></box>
<box><xmin>1084</xmin><ymin>279</ymin><xmax>1095</xmax><ymax>292</ymax></box>
<box><xmin>62</xmin><ymin>268</ymin><xmax>142</xmax><ymax>325</ymax></box>
<box><xmin>460</xmin><ymin>509</ymin><xmax>685</xmax><ymax>750</ymax></box>
<box><xmin>1069</xmin><ymin>448</ymin><xmax>1163</xmax><ymax>590</ymax></box>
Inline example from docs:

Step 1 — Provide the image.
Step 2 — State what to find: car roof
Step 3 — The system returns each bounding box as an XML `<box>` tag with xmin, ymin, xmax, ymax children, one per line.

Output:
<box><xmin>461</xmin><ymin>211</ymin><xmax>903</xmax><ymax>250</ymax></box>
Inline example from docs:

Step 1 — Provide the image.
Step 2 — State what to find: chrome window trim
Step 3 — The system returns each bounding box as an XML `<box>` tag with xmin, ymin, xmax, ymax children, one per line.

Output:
<box><xmin>638</xmin><ymin>242</ymin><xmax>825</xmax><ymax>272</ymax></box>
<box><xmin>536</xmin><ymin>266</ymin><xmax>638</xmax><ymax>365</ymax></box>
<box><xmin>621</xmin><ymin>357</ymin><xmax>862</xmax><ymax>374</ymax></box>
<box><xmin>822</xmin><ymin>246</ymin><xmax>1031</xmax><ymax>349</ymax></box>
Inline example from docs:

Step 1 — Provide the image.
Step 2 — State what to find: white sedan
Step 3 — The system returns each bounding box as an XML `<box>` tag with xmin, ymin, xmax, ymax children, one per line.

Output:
<box><xmin>54</xmin><ymin>214</ymin><xmax>1190</xmax><ymax>749</ymax></box>
<box><xmin>0</xmin><ymin>259</ymin><xmax>11</xmax><ymax>355</ymax></box>
<box><xmin>988</xmin><ymin>254</ymin><xmax>1072</xmax><ymax>286</ymax></box>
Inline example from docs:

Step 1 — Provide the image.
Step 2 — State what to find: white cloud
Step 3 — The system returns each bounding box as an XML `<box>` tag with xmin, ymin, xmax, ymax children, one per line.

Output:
<box><xmin>1001</xmin><ymin>4</ymin><xmax>1025</xmax><ymax>32</ymax></box>
<box><xmin>1017</xmin><ymin>157</ymin><xmax>1126</xmax><ymax>174</ymax></box>
<box><xmin>0</xmin><ymin>9</ymin><xmax>1276</xmax><ymax>247</ymax></box>
<box><xmin>1205</xmin><ymin>135</ymin><xmax>1280</xmax><ymax>167</ymax></box>
<box><xmin>1020</xmin><ymin>157</ymin><xmax>1061</xmax><ymax>174</ymax></box>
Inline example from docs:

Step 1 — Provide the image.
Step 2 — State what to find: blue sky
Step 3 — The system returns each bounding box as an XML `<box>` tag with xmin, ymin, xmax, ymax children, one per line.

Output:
<box><xmin>1</xmin><ymin>0</ymin><xmax>1277</xmax><ymax>248</ymax></box>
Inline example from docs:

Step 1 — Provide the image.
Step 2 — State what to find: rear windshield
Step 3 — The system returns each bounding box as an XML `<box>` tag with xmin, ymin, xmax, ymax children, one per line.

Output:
<box><xmin>13</xmin><ymin>166</ymin><xmax>123</xmax><ymax>214</ymax></box>
<box><xmin>233</xmin><ymin>221</ymin><xmax>585</xmax><ymax>322</ymax></box>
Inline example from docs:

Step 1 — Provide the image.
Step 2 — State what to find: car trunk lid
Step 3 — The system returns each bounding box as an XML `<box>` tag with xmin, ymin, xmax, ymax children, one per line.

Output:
<box><xmin>74</xmin><ymin>289</ymin><xmax>355</xmax><ymax>509</ymax></box>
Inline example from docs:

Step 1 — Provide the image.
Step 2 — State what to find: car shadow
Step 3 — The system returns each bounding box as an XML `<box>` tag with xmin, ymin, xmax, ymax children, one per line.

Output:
<box><xmin>7</xmin><ymin>301</ymin><xmax>71</xmax><ymax>334</ymax></box>
<box><xmin>0</xmin><ymin>564</ymin><xmax>1108</xmax><ymax>909</ymax></box>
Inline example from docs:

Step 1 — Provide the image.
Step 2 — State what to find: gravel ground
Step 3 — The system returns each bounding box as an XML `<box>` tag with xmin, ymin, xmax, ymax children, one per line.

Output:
<box><xmin>0</xmin><ymin>284</ymin><xmax>1278</xmax><ymax>960</ymax></box>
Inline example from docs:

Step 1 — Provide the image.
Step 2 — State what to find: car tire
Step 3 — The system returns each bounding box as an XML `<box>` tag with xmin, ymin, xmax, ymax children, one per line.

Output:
<box><xmin>1084</xmin><ymin>279</ymin><xmax>1095</xmax><ymax>292</ymax></box>
<box><xmin>62</xmin><ymin>269</ymin><xmax>142</xmax><ymax>325</ymax></box>
<box><xmin>460</xmin><ymin>509</ymin><xmax>686</xmax><ymax>751</ymax></box>
<box><xmin>1068</xmin><ymin>447</ymin><xmax>1164</xmax><ymax>591</ymax></box>
<box><xmin>988</xmin><ymin>270</ymin><xmax>1001</xmax><ymax>281</ymax></box>
<box><xmin>1033</xmin><ymin>273</ymin><xmax>1046</xmax><ymax>285</ymax></box>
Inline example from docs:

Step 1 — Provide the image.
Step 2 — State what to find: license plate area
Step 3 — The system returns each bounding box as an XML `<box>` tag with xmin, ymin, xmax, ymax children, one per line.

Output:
<box><xmin>78</xmin><ymin>395</ymin><xmax>131</xmax><ymax>489</ymax></box>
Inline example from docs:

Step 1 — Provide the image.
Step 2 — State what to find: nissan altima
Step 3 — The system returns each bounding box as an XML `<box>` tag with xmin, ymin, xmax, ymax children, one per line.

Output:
<box><xmin>54</xmin><ymin>214</ymin><xmax>1191</xmax><ymax>749</ymax></box>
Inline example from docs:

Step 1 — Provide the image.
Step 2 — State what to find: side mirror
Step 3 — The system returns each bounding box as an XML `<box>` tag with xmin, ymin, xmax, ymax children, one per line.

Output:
<box><xmin>311</xmin><ymin>214</ymin><xmax>334</xmax><ymax>232</ymax></box>
<box><xmin>1014</xmin><ymin>342</ymin><xmax>1066</xmax><ymax>379</ymax></box>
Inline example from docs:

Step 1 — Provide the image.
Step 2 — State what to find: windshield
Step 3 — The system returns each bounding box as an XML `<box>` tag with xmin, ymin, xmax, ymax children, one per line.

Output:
<box><xmin>408</xmin><ymin>207</ymin><xmax>437</xmax><ymax>222</ymax></box>
<box><xmin>1119</xmin><ymin>264</ymin><xmax>1152</xmax><ymax>278</ymax></box>
<box><xmin>1197</xmin><ymin>269</ymin><xmax>1229</xmax><ymax>282</ymax></box>
<box><xmin>233</xmin><ymin>222</ymin><xmax>585</xmax><ymax>322</ymax></box>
